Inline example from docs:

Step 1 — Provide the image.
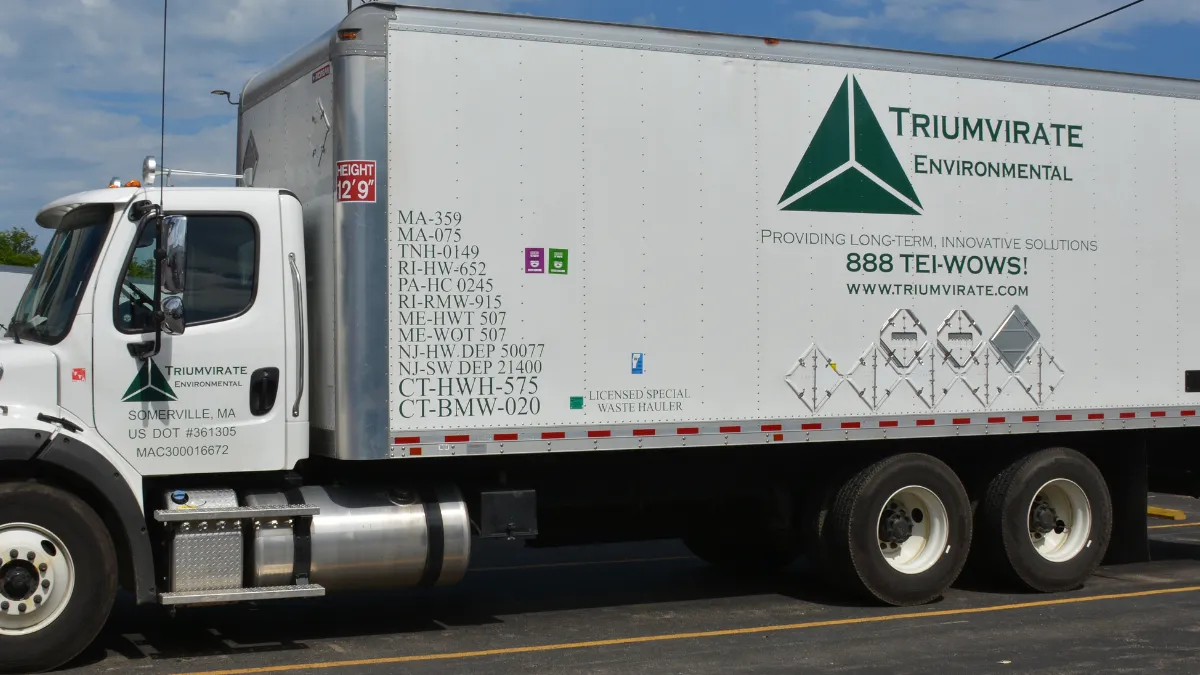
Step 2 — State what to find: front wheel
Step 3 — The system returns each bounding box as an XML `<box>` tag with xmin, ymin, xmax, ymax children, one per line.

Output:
<box><xmin>0</xmin><ymin>482</ymin><xmax>118</xmax><ymax>674</ymax></box>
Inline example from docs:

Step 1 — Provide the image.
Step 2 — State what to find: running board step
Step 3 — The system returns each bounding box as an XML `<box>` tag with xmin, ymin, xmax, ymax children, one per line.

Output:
<box><xmin>153</xmin><ymin>503</ymin><xmax>320</xmax><ymax>523</ymax></box>
<box><xmin>159</xmin><ymin>584</ymin><xmax>326</xmax><ymax>606</ymax></box>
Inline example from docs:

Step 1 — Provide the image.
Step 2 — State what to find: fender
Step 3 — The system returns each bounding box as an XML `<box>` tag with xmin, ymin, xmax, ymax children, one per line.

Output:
<box><xmin>30</xmin><ymin>433</ymin><xmax>158</xmax><ymax>604</ymax></box>
<box><xmin>0</xmin><ymin>427</ymin><xmax>51</xmax><ymax>461</ymax></box>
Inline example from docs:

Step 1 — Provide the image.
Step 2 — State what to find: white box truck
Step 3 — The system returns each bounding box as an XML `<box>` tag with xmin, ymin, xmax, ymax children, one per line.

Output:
<box><xmin>3</xmin><ymin>2</ymin><xmax>1199</xmax><ymax>670</ymax></box>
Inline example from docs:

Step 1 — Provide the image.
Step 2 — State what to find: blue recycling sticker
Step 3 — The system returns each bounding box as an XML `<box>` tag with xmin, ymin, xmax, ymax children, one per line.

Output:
<box><xmin>631</xmin><ymin>353</ymin><xmax>644</xmax><ymax>375</ymax></box>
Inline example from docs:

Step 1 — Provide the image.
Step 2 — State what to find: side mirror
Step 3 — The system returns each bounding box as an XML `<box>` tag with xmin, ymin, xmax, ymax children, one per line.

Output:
<box><xmin>160</xmin><ymin>215</ymin><xmax>187</xmax><ymax>294</ymax></box>
<box><xmin>161</xmin><ymin>295</ymin><xmax>185</xmax><ymax>335</ymax></box>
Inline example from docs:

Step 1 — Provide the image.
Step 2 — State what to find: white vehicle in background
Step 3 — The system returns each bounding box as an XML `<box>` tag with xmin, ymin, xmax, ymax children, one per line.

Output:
<box><xmin>0</xmin><ymin>266</ymin><xmax>34</xmax><ymax>326</ymax></box>
<box><xmin>3</xmin><ymin>3</ymin><xmax>1200</xmax><ymax>672</ymax></box>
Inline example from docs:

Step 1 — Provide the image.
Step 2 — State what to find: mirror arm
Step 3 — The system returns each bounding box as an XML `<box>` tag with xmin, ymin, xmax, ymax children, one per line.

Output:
<box><xmin>128</xmin><ymin>210</ymin><xmax>186</xmax><ymax>358</ymax></box>
<box><xmin>128</xmin><ymin>210</ymin><xmax>166</xmax><ymax>360</ymax></box>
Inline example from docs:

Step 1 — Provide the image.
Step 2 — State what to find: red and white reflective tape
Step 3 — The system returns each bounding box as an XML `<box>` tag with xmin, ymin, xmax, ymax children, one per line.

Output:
<box><xmin>390</xmin><ymin>406</ymin><xmax>1198</xmax><ymax>454</ymax></box>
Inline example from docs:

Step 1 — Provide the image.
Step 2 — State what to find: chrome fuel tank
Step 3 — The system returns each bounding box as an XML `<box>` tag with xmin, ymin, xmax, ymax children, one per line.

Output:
<box><xmin>242</xmin><ymin>484</ymin><xmax>471</xmax><ymax>591</ymax></box>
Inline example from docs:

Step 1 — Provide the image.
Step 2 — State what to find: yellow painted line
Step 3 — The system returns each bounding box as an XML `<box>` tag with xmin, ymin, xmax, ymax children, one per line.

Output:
<box><xmin>1147</xmin><ymin>506</ymin><xmax>1187</xmax><ymax>521</ymax></box>
<box><xmin>471</xmin><ymin>556</ymin><xmax>693</xmax><ymax>572</ymax></box>
<box><xmin>1149</xmin><ymin>521</ymin><xmax>1200</xmax><ymax>530</ymax></box>
<box><xmin>170</xmin><ymin>584</ymin><xmax>1200</xmax><ymax>675</ymax></box>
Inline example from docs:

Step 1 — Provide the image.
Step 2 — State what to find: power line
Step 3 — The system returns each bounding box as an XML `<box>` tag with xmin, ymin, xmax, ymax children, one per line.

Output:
<box><xmin>994</xmin><ymin>0</ymin><xmax>1146</xmax><ymax>59</ymax></box>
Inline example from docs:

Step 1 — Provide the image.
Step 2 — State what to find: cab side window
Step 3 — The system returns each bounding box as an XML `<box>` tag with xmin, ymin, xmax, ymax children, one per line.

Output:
<box><xmin>115</xmin><ymin>214</ymin><xmax>258</xmax><ymax>333</ymax></box>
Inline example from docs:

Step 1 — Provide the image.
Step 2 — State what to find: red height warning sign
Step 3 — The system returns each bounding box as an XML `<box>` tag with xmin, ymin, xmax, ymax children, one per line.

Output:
<box><xmin>336</xmin><ymin>160</ymin><xmax>376</xmax><ymax>203</ymax></box>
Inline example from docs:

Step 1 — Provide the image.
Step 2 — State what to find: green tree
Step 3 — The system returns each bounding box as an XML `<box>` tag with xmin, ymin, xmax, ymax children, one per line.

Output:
<box><xmin>127</xmin><ymin>259</ymin><xmax>155</xmax><ymax>280</ymax></box>
<box><xmin>0</xmin><ymin>227</ymin><xmax>41</xmax><ymax>267</ymax></box>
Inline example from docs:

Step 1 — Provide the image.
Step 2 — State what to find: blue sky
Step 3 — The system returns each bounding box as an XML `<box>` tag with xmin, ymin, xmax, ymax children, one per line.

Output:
<box><xmin>2</xmin><ymin>0</ymin><xmax>1198</xmax><ymax>244</ymax></box>
<box><xmin>558</xmin><ymin>0</ymin><xmax>1200</xmax><ymax>78</ymax></box>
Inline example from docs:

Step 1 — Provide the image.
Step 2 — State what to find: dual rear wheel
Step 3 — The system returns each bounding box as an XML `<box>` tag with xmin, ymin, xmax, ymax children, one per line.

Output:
<box><xmin>972</xmin><ymin>447</ymin><xmax>1112</xmax><ymax>593</ymax></box>
<box><xmin>688</xmin><ymin>448</ymin><xmax>1113</xmax><ymax>606</ymax></box>
<box><xmin>819</xmin><ymin>452</ymin><xmax>972</xmax><ymax>605</ymax></box>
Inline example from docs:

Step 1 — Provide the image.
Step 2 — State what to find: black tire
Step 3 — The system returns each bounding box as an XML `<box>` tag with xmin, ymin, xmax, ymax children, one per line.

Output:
<box><xmin>974</xmin><ymin>447</ymin><xmax>1112</xmax><ymax>593</ymax></box>
<box><xmin>0</xmin><ymin>482</ymin><xmax>118</xmax><ymax>674</ymax></box>
<box><xmin>824</xmin><ymin>453</ymin><xmax>972</xmax><ymax>606</ymax></box>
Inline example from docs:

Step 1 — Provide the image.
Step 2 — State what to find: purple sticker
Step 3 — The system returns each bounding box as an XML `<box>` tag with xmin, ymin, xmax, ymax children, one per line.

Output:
<box><xmin>525</xmin><ymin>247</ymin><xmax>545</xmax><ymax>273</ymax></box>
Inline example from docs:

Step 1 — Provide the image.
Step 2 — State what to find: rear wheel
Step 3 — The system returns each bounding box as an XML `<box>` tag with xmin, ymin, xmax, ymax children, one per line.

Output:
<box><xmin>823</xmin><ymin>453</ymin><xmax>972</xmax><ymax>606</ymax></box>
<box><xmin>0</xmin><ymin>482</ymin><xmax>118</xmax><ymax>674</ymax></box>
<box><xmin>974</xmin><ymin>447</ymin><xmax>1111</xmax><ymax>592</ymax></box>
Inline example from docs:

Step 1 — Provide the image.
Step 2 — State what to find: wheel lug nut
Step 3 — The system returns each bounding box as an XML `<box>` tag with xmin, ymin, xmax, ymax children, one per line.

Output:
<box><xmin>17</xmin><ymin>603</ymin><xmax>26</xmax><ymax>613</ymax></box>
<box><xmin>41</xmin><ymin>580</ymin><xmax>49</xmax><ymax>590</ymax></box>
<box><xmin>33</xmin><ymin>595</ymin><xmax>41</xmax><ymax>605</ymax></box>
<box><xmin>0</xmin><ymin>601</ymin><xmax>8</xmax><ymax>611</ymax></box>
<box><xmin>38</xmin><ymin>563</ymin><xmax>47</xmax><ymax>573</ymax></box>
<box><xmin>25</xmin><ymin>551</ymin><xmax>35</xmax><ymax>561</ymax></box>
<box><xmin>8</xmin><ymin>549</ymin><xmax>16</xmax><ymax>559</ymax></box>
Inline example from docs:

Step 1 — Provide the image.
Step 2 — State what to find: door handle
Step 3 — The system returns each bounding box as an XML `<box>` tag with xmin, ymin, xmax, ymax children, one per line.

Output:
<box><xmin>289</xmin><ymin>253</ymin><xmax>305</xmax><ymax>418</ymax></box>
<box><xmin>250</xmin><ymin>367</ymin><xmax>280</xmax><ymax>416</ymax></box>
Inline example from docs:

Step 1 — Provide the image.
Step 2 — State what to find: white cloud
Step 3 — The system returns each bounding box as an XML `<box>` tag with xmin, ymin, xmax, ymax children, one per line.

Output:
<box><xmin>797</xmin><ymin>0</ymin><xmax>1200</xmax><ymax>46</ymax></box>
<box><xmin>797</xmin><ymin>9</ymin><xmax>870</xmax><ymax>31</ymax></box>
<box><xmin>0</xmin><ymin>0</ymin><xmax>541</xmax><ymax>241</ymax></box>
<box><xmin>0</xmin><ymin>32</ymin><xmax>17</xmax><ymax>59</ymax></box>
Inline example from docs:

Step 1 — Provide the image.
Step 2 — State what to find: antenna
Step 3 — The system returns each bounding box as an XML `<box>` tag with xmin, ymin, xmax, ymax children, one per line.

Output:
<box><xmin>159</xmin><ymin>0</ymin><xmax>168</xmax><ymax>206</ymax></box>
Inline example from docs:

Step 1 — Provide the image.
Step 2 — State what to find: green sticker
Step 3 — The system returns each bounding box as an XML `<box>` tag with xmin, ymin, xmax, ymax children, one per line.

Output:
<box><xmin>570</xmin><ymin>396</ymin><xmax>584</xmax><ymax>410</ymax></box>
<box><xmin>549</xmin><ymin>248</ymin><xmax>569</xmax><ymax>275</ymax></box>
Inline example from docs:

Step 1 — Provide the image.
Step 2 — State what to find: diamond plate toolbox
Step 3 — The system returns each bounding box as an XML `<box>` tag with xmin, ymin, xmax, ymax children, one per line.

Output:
<box><xmin>163</xmin><ymin>488</ymin><xmax>244</xmax><ymax>593</ymax></box>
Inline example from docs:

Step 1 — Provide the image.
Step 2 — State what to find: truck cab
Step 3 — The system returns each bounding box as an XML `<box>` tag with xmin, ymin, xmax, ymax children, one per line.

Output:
<box><xmin>0</xmin><ymin>172</ymin><xmax>314</xmax><ymax>673</ymax></box>
<box><xmin>6</xmin><ymin>177</ymin><xmax>309</xmax><ymax>480</ymax></box>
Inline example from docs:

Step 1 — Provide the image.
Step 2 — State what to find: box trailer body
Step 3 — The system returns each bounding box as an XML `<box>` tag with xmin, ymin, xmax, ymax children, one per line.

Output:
<box><xmin>239</xmin><ymin>4</ymin><xmax>1200</xmax><ymax>463</ymax></box>
<box><xmin>5</xmin><ymin>3</ymin><xmax>1200</xmax><ymax>671</ymax></box>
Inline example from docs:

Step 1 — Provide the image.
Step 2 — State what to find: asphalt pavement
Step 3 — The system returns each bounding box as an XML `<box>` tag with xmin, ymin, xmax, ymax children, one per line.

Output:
<box><xmin>60</xmin><ymin>492</ymin><xmax>1200</xmax><ymax>675</ymax></box>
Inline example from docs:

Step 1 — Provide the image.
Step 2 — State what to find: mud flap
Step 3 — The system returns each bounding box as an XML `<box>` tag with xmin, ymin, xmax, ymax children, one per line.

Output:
<box><xmin>1093</xmin><ymin>439</ymin><xmax>1150</xmax><ymax>565</ymax></box>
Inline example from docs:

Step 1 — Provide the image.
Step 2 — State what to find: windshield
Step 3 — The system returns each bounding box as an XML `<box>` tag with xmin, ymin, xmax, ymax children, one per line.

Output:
<box><xmin>8</xmin><ymin>203</ymin><xmax>116</xmax><ymax>344</ymax></box>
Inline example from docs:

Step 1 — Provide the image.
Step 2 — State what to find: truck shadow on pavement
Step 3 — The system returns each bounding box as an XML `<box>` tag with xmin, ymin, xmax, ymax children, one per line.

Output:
<box><xmin>68</xmin><ymin>534</ymin><xmax>1200</xmax><ymax>670</ymax></box>
<box><xmin>71</xmin><ymin>546</ymin><xmax>880</xmax><ymax>667</ymax></box>
<box><xmin>1145</xmin><ymin>537</ymin><xmax>1200</xmax><ymax>562</ymax></box>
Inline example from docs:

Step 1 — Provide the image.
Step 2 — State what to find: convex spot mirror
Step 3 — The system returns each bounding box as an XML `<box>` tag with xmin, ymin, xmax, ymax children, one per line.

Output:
<box><xmin>160</xmin><ymin>215</ymin><xmax>187</xmax><ymax>295</ymax></box>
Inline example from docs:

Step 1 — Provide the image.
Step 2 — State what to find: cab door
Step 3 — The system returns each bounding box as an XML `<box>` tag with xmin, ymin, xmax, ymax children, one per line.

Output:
<box><xmin>92</xmin><ymin>191</ymin><xmax>288</xmax><ymax>476</ymax></box>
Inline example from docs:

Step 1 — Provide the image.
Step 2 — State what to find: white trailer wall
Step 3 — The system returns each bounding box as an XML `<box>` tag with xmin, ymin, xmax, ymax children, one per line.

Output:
<box><xmin>385</xmin><ymin>25</ymin><xmax>1200</xmax><ymax>434</ymax></box>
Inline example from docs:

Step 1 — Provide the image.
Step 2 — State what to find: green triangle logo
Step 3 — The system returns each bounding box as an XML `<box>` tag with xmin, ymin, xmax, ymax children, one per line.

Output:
<box><xmin>779</xmin><ymin>76</ymin><xmax>922</xmax><ymax>215</ymax></box>
<box><xmin>122</xmin><ymin>359</ymin><xmax>177</xmax><ymax>403</ymax></box>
